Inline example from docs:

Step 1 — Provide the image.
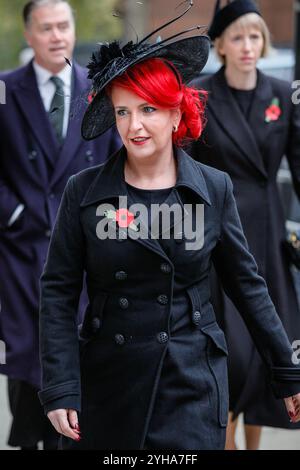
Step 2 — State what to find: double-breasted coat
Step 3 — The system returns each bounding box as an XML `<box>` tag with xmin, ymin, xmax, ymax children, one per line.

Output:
<box><xmin>190</xmin><ymin>67</ymin><xmax>300</xmax><ymax>427</ymax></box>
<box><xmin>0</xmin><ymin>60</ymin><xmax>120</xmax><ymax>389</ymax></box>
<box><xmin>39</xmin><ymin>147</ymin><xmax>300</xmax><ymax>450</ymax></box>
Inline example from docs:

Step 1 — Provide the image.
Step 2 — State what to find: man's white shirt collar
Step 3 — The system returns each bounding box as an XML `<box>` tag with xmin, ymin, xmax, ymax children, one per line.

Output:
<box><xmin>33</xmin><ymin>61</ymin><xmax>72</xmax><ymax>88</ymax></box>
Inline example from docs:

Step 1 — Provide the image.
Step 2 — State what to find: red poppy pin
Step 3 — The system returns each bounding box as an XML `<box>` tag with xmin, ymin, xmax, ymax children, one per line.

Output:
<box><xmin>265</xmin><ymin>97</ymin><xmax>281</xmax><ymax>123</ymax></box>
<box><xmin>88</xmin><ymin>90</ymin><xmax>97</xmax><ymax>104</ymax></box>
<box><xmin>104</xmin><ymin>209</ymin><xmax>138</xmax><ymax>231</ymax></box>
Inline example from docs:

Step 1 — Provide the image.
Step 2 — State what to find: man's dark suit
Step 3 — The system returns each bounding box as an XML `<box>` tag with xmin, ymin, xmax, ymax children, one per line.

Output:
<box><xmin>0</xmin><ymin>60</ymin><xmax>120</xmax><ymax>447</ymax></box>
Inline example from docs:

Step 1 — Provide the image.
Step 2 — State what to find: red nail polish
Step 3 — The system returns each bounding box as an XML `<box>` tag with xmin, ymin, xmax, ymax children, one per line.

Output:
<box><xmin>289</xmin><ymin>411</ymin><xmax>295</xmax><ymax>418</ymax></box>
<box><xmin>75</xmin><ymin>423</ymin><xmax>80</xmax><ymax>431</ymax></box>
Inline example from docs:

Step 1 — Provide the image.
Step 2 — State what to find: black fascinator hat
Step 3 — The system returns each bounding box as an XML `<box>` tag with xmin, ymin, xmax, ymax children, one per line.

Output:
<box><xmin>208</xmin><ymin>0</ymin><xmax>261</xmax><ymax>41</ymax></box>
<box><xmin>81</xmin><ymin>0</ymin><xmax>210</xmax><ymax>141</ymax></box>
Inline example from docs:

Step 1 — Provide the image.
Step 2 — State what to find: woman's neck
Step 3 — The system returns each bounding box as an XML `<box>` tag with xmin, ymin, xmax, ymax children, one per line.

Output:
<box><xmin>224</xmin><ymin>66</ymin><xmax>258</xmax><ymax>90</ymax></box>
<box><xmin>124</xmin><ymin>149</ymin><xmax>177</xmax><ymax>189</ymax></box>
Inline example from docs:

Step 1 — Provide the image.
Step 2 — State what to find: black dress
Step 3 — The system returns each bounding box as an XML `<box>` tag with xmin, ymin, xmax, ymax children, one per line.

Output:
<box><xmin>229</xmin><ymin>87</ymin><xmax>255</xmax><ymax>118</ymax></box>
<box><xmin>126</xmin><ymin>183</ymin><xmax>226</xmax><ymax>449</ymax></box>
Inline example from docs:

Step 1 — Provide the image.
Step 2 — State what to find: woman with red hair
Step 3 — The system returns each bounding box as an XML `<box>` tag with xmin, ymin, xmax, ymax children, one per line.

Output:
<box><xmin>107</xmin><ymin>58</ymin><xmax>206</xmax><ymax>148</ymax></box>
<box><xmin>38</xmin><ymin>4</ymin><xmax>300</xmax><ymax>450</ymax></box>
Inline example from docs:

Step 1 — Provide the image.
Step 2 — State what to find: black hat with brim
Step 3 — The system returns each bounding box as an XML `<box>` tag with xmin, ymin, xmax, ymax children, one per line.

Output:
<box><xmin>208</xmin><ymin>0</ymin><xmax>261</xmax><ymax>41</ymax></box>
<box><xmin>81</xmin><ymin>34</ymin><xmax>210</xmax><ymax>141</ymax></box>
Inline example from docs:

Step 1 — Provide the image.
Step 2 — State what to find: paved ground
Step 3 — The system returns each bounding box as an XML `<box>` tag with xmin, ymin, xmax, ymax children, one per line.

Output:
<box><xmin>1</xmin><ymin>375</ymin><xmax>300</xmax><ymax>450</ymax></box>
<box><xmin>0</xmin><ymin>375</ymin><xmax>11</xmax><ymax>450</ymax></box>
<box><xmin>235</xmin><ymin>417</ymin><xmax>300</xmax><ymax>450</ymax></box>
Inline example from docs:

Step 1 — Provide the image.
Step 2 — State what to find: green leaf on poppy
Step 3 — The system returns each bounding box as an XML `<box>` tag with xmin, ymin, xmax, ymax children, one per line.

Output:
<box><xmin>104</xmin><ymin>209</ymin><xmax>116</xmax><ymax>220</ymax></box>
<box><xmin>271</xmin><ymin>97</ymin><xmax>280</xmax><ymax>107</ymax></box>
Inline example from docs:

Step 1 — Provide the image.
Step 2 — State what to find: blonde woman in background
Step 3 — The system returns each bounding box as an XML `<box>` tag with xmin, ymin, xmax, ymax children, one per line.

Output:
<box><xmin>191</xmin><ymin>0</ymin><xmax>300</xmax><ymax>450</ymax></box>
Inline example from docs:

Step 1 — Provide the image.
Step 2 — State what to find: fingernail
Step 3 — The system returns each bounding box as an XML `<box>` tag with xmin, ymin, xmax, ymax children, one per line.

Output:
<box><xmin>289</xmin><ymin>411</ymin><xmax>295</xmax><ymax>418</ymax></box>
<box><xmin>76</xmin><ymin>436</ymin><xmax>81</xmax><ymax>441</ymax></box>
<box><xmin>75</xmin><ymin>423</ymin><xmax>80</xmax><ymax>431</ymax></box>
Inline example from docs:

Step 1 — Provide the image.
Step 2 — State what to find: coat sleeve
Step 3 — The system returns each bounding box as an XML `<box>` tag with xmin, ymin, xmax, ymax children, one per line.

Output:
<box><xmin>212</xmin><ymin>173</ymin><xmax>300</xmax><ymax>399</ymax></box>
<box><xmin>38</xmin><ymin>175</ymin><xmax>84</xmax><ymax>412</ymax></box>
<box><xmin>286</xmin><ymin>88</ymin><xmax>300</xmax><ymax>200</ymax></box>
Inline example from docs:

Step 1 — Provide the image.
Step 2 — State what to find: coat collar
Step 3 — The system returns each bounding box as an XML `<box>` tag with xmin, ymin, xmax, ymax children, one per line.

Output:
<box><xmin>32</xmin><ymin>60</ymin><xmax>72</xmax><ymax>89</ymax></box>
<box><xmin>80</xmin><ymin>146</ymin><xmax>211</xmax><ymax>207</ymax></box>
<box><xmin>210</xmin><ymin>66</ymin><xmax>273</xmax><ymax>101</ymax></box>
<box><xmin>208</xmin><ymin>66</ymin><xmax>273</xmax><ymax>179</ymax></box>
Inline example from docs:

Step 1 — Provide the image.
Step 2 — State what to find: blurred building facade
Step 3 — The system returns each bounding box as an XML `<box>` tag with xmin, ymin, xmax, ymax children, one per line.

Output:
<box><xmin>125</xmin><ymin>0</ymin><xmax>294</xmax><ymax>47</ymax></box>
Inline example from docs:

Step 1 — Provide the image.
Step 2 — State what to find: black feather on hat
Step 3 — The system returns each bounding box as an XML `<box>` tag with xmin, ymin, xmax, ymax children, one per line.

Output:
<box><xmin>208</xmin><ymin>0</ymin><xmax>261</xmax><ymax>41</ymax></box>
<box><xmin>81</xmin><ymin>0</ymin><xmax>210</xmax><ymax>141</ymax></box>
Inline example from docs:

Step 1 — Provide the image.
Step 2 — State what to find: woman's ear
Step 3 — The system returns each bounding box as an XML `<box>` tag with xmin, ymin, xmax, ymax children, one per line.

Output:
<box><xmin>215</xmin><ymin>36</ymin><xmax>226</xmax><ymax>59</ymax></box>
<box><xmin>172</xmin><ymin>108</ymin><xmax>182</xmax><ymax>128</ymax></box>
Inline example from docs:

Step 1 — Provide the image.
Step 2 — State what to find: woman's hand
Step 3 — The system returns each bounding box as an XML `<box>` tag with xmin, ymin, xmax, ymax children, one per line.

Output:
<box><xmin>284</xmin><ymin>393</ymin><xmax>300</xmax><ymax>423</ymax></box>
<box><xmin>47</xmin><ymin>409</ymin><xmax>81</xmax><ymax>441</ymax></box>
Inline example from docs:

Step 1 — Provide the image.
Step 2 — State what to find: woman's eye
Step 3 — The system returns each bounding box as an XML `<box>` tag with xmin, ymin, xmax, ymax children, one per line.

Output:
<box><xmin>143</xmin><ymin>106</ymin><xmax>156</xmax><ymax>113</ymax></box>
<box><xmin>116</xmin><ymin>109</ymin><xmax>127</xmax><ymax>117</ymax></box>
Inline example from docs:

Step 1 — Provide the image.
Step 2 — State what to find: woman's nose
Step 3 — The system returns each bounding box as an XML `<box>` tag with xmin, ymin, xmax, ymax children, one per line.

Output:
<box><xmin>129</xmin><ymin>112</ymin><xmax>143</xmax><ymax>132</ymax></box>
<box><xmin>242</xmin><ymin>37</ymin><xmax>252</xmax><ymax>50</ymax></box>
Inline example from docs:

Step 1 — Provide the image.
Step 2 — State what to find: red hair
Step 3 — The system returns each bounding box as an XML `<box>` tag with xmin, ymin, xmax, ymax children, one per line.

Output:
<box><xmin>107</xmin><ymin>58</ymin><xmax>207</xmax><ymax>146</ymax></box>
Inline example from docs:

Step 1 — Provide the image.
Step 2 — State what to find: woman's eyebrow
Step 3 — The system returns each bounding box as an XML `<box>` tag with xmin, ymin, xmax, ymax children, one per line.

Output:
<box><xmin>115</xmin><ymin>102</ymin><xmax>151</xmax><ymax>109</ymax></box>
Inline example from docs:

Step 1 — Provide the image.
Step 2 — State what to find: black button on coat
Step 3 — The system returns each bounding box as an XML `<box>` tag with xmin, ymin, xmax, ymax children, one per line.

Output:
<box><xmin>39</xmin><ymin>147</ymin><xmax>300</xmax><ymax>450</ymax></box>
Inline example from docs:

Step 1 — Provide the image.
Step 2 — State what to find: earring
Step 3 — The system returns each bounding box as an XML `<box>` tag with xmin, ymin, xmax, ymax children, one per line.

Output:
<box><xmin>173</xmin><ymin>125</ymin><xmax>178</xmax><ymax>132</ymax></box>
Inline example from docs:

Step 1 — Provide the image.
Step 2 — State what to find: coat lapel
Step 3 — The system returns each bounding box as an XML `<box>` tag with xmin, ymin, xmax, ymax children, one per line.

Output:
<box><xmin>247</xmin><ymin>70</ymin><xmax>276</xmax><ymax>164</ymax></box>
<box><xmin>208</xmin><ymin>67</ymin><xmax>268</xmax><ymax>179</ymax></box>
<box><xmin>50</xmin><ymin>63</ymin><xmax>88</xmax><ymax>187</ymax></box>
<box><xmin>12</xmin><ymin>61</ymin><xmax>59</xmax><ymax>168</ymax></box>
<box><xmin>80</xmin><ymin>147</ymin><xmax>211</xmax><ymax>259</ymax></box>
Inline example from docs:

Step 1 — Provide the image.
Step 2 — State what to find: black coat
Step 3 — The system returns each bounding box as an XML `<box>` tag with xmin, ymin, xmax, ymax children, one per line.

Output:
<box><xmin>190</xmin><ymin>67</ymin><xmax>300</xmax><ymax>427</ymax></box>
<box><xmin>39</xmin><ymin>147</ymin><xmax>300</xmax><ymax>450</ymax></box>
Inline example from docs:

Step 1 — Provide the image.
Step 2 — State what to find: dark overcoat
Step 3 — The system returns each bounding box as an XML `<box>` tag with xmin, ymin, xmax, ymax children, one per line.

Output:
<box><xmin>39</xmin><ymin>147</ymin><xmax>300</xmax><ymax>450</ymax></box>
<box><xmin>0</xmin><ymin>60</ymin><xmax>120</xmax><ymax>389</ymax></box>
<box><xmin>190</xmin><ymin>67</ymin><xmax>300</xmax><ymax>427</ymax></box>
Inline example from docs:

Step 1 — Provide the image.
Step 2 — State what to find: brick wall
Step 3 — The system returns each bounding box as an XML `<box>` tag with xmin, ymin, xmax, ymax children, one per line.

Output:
<box><xmin>146</xmin><ymin>0</ymin><xmax>294</xmax><ymax>47</ymax></box>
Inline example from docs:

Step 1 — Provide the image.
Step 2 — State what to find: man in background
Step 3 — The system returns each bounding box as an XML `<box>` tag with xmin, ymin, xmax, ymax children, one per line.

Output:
<box><xmin>0</xmin><ymin>0</ymin><xmax>120</xmax><ymax>449</ymax></box>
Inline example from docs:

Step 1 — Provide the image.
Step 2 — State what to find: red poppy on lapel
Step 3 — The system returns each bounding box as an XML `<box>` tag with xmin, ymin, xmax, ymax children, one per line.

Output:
<box><xmin>87</xmin><ymin>91</ymin><xmax>97</xmax><ymax>104</ymax></box>
<box><xmin>116</xmin><ymin>208</ymin><xmax>135</xmax><ymax>228</ymax></box>
<box><xmin>265</xmin><ymin>97</ymin><xmax>281</xmax><ymax>123</ymax></box>
<box><xmin>104</xmin><ymin>208</ymin><xmax>138</xmax><ymax>231</ymax></box>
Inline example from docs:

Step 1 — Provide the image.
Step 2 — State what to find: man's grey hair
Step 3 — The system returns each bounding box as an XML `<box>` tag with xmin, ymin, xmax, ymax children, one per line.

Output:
<box><xmin>23</xmin><ymin>0</ymin><xmax>75</xmax><ymax>27</ymax></box>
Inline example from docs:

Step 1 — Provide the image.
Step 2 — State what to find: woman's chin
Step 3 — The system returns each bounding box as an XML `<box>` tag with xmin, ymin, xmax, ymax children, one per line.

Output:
<box><xmin>126</xmin><ymin>143</ymin><xmax>155</xmax><ymax>159</ymax></box>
